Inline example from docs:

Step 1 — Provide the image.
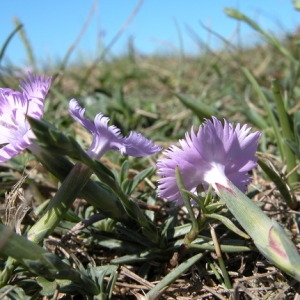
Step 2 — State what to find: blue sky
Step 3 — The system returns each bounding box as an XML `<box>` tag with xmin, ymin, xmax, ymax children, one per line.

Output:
<box><xmin>1</xmin><ymin>0</ymin><xmax>299</xmax><ymax>66</ymax></box>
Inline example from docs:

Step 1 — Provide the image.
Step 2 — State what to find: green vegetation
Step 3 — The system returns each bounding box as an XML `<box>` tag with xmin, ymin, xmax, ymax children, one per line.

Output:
<box><xmin>0</xmin><ymin>7</ymin><xmax>300</xmax><ymax>299</ymax></box>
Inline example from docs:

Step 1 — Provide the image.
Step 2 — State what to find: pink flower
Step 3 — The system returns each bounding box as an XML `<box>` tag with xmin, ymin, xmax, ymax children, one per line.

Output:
<box><xmin>69</xmin><ymin>99</ymin><xmax>161</xmax><ymax>159</ymax></box>
<box><xmin>0</xmin><ymin>74</ymin><xmax>51</xmax><ymax>162</ymax></box>
<box><xmin>157</xmin><ymin>117</ymin><xmax>260</xmax><ymax>205</ymax></box>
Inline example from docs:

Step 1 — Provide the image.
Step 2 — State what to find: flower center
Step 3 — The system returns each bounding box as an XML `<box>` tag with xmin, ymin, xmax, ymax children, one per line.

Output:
<box><xmin>203</xmin><ymin>162</ymin><xmax>228</xmax><ymax>189</ymax></box>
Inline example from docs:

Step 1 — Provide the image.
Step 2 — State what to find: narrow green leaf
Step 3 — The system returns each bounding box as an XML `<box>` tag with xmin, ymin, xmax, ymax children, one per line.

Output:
<box><xmin>126</xmin><ymin>167</ymin><xmax>155</xmax><ymax>195</ymax></box>
<box><xmin>189</xmin><ymin>243</ymin><xmax>251</xmax><ymax>253</ymax></box>
<box><xmin>224</xmin><ymin>8</ymin><xmax>296</xmax><ymax>64</ymax></box>
<box><xmin>0</xmin><ymin>23</ymin><xmax>23</xmax><ymax>63</ymax></box>
<box><xmin>258</xmin><ymin>158</ymin><xmax>298</xmax><ymax>209</ymax></box>
<box><xmin>242</xmin><ymin>68</ymin><xmax>284</xmax><ymax>158</ymax></box>
<box><xmin>13</xmin><ymin>17</ymin><xmax>36</xmax><ymax>68</ymax></box>
<box><xmin>30</xmin><ymin>145</ymin><xmax>129</xmax><ymax>223</ymax></box>
<box><xmin>235</xmin><ymin>97</ymin><xmax>268</xmax><ymax>130</ymax></box>
<box><xmin>111</xmin><ymin>252</ymin><xmax>158</xmax><ymax>264</ymax></box>
<box><xmin>0</xmin><ymin>224</ymin><xmax>99</xmax><ymax>295</ymax></box>
<box><xmin>217</xmin><ymin>180</ymin><xmax>300</xmax><ymax>281</ymax></box>
<box><xmin>28</xmin><ymin>117</ymin><xmax>88</xmax><ymax>160</ymax></box>
<box><xmin>206</xmin><ymin>213</ymin><xmax>250</xmax><ymax>239</ymax></box>
<box><xmin>36</xmin><ymin>277</ymin><xmax>59</xmax><ymax>296</ymax></box>
<box><xmin>176</xmin><ymin>93</ymin><xmax>219</xmax><ymax>120</ymax></box>
<box><xmin>0</xmin><ymin>285</ymin><xmax>31</xmax><ymax>300</ymax></box>
<box><xmin>88</xmin><ymin>265</ymin><xmax>118</xmax><ymax>298</ymax></box>
<box><xmin>293</xmin><ymin>110</ymin><xmax>300</xmax><ymax>156</ymax></box>
<box><xmin>175</xmin><ymin>167</ymin><xmax>199</xmax><ymax>242</ymax></box>
<box><xmin>146</xmin><ymin>253</ymin><xmax>204</xmax><ymax>300</ymax></box>
<box><xmin>119</xmin><ymin>160</ymin><xmax>130</xmax><ymax>185</ymax></box>
<box><xmin>271</xmin><ymin>79</ymin><xmax>298</xmax><ymax>184</ymax></box>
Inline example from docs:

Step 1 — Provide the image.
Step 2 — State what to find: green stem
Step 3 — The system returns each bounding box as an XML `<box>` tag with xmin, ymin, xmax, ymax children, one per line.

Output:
<box><xmin>175</xmin><ymin>167</ymin><xmax>199</xmax><ymax>243</ymax></box>
<box><xmin>29</xmin><ymin>143</ymin><xmax>159</xmax><ymax>246</ymax></box>
<box><xmin>29</xmin><ymin>143</ymin><xmax>130</xmax><ymax>223</ymax></box>
<box><xmin>27</xmin><ymin>162</ymin><xmax>92</xmax><ymax>244</ymax></box>
<box><xmin>210</xmin><ymin>226</ymin><xmax>232</xmax><ymax>289</ymax></box>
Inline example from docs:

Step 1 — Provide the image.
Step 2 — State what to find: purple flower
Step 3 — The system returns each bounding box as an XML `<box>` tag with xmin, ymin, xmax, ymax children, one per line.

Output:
<box><xmin>0</xmin><ymin>74</ymin><xmax>52</xmax><ymax>162</ymax></box>
<box><xmin>69</xmin><ymin>99</ymin><xmax>161</xmax><ymax>159</ymax></box>
<box><xmin>157</xmin><ymin>117</ymin><xmax>260</xmax><ymax>205</ymax></box>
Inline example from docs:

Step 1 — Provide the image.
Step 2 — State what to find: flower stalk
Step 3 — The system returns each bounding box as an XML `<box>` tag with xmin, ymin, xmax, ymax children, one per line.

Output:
<box><xmin>28</xmin><ymin>142</ymin><xmax>130</xmax><ymax>222</ymax></box>
<box><xmin>210</xmin><ymin>226</ymin><xmax>232</xmax><ymax>289</ymax></box>
<box><xmin>175</xmin><ymin>167</ymin><xmax>199</xmax><ymax>244</ymax></box>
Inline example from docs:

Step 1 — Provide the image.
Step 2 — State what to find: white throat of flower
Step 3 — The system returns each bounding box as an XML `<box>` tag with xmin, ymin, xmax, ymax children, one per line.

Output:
<box><xmin>203</xmin><ymin>162</ymin><xmax>229</xmax><ymax>190</ymax></box>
